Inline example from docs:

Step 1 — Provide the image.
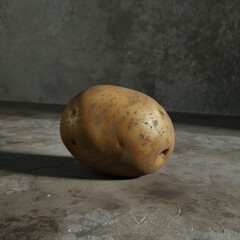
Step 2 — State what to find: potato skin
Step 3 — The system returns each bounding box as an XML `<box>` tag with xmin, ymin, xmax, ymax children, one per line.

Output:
<box><xmin>60</xmin><ymin>85</ymin><xmax>175</xmax><ymax>177</ymax></box>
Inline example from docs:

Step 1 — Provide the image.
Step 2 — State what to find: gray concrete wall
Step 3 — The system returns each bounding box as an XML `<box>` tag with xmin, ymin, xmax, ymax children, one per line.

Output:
<box><xmin>0</xmin><ymin>0</ymin><xmax>239</xmax><ymax>115</ymax></box>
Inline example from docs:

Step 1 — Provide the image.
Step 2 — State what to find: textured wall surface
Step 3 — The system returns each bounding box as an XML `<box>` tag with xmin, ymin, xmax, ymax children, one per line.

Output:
<box><xmin>0</xmin><ymin>0</ymin><xmax>239</xmax><ymax>115</ymax></box>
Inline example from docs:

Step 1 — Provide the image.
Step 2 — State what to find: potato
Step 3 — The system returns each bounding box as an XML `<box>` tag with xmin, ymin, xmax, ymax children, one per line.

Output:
<box><xmin>60</xmin><ymin>85</ymin><xmax>175</xmax><ymax>177</ymax></box>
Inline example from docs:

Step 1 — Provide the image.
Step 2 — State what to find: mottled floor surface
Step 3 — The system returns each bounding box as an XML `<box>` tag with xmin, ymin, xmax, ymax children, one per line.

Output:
<box><xmin>0</xmin><ymin>102</ymin><xmax>240</xmax><ymax>240</ymax></box>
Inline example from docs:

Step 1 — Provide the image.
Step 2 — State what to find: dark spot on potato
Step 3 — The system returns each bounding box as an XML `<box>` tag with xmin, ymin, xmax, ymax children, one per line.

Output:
<box><xmin>139</xmin><ymin>133</ymin><xmax>144</xmax><ymax>140</ymax></box>
<box><xmin>134</xmin><ymin>111</ymin><xmax>137</xmax><ymax>114</ymax></box>
<box><xmin>134</xmin><ymin>122</ymin><xmax>138</xmax><ymax>126</ymax></box>
<box><xmin>71</xmin><ymin>109</ymin><xmax>76</xmax><ymax>116</ymax></box>
<box><xmin>71</xmin><ymin>139</ymin><xmax>76</xmax><ymax>145</ymax></box>
<box><xmin>119</xmin><ymin>140</ymin><xmax>124</xmax><ymax>147</ymax></box>
<box><xmin>150</xmin><ymin>126</ymin><xmax>153</xmax><ymax>128</ymax></box>
<box><xmin>149</xmin><ymin>113</ymin><xmax>153</xmax><ymax>115</ymax></box>
<box><xmin>127</xmin><ymin>112</ymin><xmax>130</xmax><ymax>115</ymax></box>
<box><xmin>72</xmin><ymin>125</ymin><xmax>74</xmax><ymax>128</ymax></box>
<box><xmin>153</xmin><ymin>120</ymin><xmax>158</xmax><ymax>127</ymax></box>
<box><xmin>145</xmin><ymin>122</ymin><xmax>148</xmax><ymax>125</ymax></box>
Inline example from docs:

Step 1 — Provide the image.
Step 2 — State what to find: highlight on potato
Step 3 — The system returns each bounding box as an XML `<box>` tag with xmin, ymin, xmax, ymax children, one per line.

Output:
<box><xmin>60</xmin><ymin>85</ymin><xmax>175</xmax><ymax>177</ymax></box>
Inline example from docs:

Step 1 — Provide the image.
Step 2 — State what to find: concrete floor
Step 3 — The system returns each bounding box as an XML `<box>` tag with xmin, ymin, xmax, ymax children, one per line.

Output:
<box><xmin>0</xmin><ymin>103</ymin><xmax>240</xmax><ymax>240</ymax></box>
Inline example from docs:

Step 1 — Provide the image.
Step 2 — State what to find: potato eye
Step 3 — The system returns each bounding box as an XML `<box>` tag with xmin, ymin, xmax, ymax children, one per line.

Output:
<box><xmin>159</xmin><ymin>149</ymin><xmax>169</xmax><ymax>158</ymax></box>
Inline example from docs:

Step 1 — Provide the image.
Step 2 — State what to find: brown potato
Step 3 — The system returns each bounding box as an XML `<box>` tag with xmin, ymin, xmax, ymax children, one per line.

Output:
<box><xmin>60</xmin><ymin>85</ymin><xmax>175</xmax><ymax>177</ymax></box>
